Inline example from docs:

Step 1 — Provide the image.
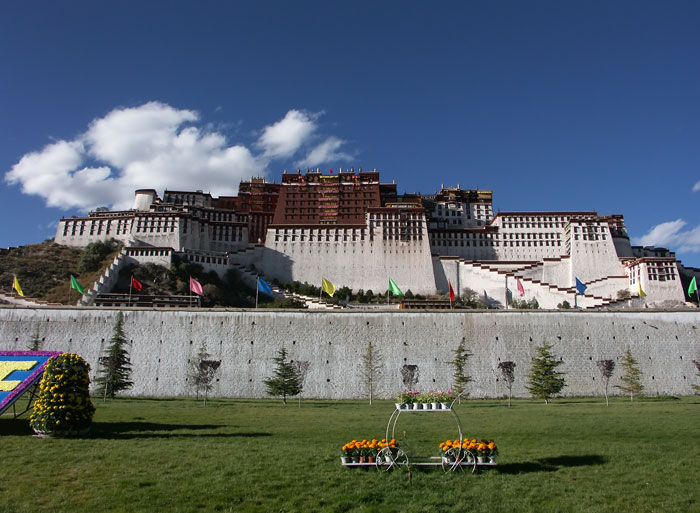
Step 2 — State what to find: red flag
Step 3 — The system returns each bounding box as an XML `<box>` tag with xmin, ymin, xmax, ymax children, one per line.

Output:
<box><xmin>329</xmin><ymin>168</ymin><xmax>334</xmax><ymax>174</ymax></box>
<box><xmin>517</xmin><ymin>279</ymin><xmax>525</xmax><ymax>297</ymax></box>
<box><xmin>189</xmin><ymin>277</ymin><xmax>204</xmax><ymax>296</ymax></box>
<box><xmin>131</xmin><ymin>276</ymin><xmax>143</xmax><ymax>292</ymax></box>
<box><xmin>448</xmin><ymin>280</ymin><xmax>455</xmax><ymax>302</ymax></box>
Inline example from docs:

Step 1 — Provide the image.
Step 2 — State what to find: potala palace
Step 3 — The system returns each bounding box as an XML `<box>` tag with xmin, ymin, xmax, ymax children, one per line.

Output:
<box><xmin>54</xmin><ymin>168</ymin><xmax>698</xmax><ymax>309</ymax></box>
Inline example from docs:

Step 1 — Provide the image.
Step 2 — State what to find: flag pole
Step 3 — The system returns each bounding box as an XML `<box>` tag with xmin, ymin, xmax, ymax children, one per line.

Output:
<box><xmin>189</xmin><ymin>276</ymin><xmax>192</xmax><ymax>308</ymax></box>
<box><xmin>256</xmin><ymin>276</ymin><xmax>259</xmax><ymax>309</ymax></box>
<box><xmin>128</xmin><ymin>275</ymin><xmax>133</xmax><ymax>307</ymax></box>
<box><xmin>505</xmin><ymin>276</ymin><xmax>508</xmax><ymax>310</ymax></box>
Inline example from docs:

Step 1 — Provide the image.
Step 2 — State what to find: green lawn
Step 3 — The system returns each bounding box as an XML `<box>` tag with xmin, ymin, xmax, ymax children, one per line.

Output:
<box><xmin>1</xmin><ymin>396</ymin><xmax>699</xmax><ymax>513</ymax></box>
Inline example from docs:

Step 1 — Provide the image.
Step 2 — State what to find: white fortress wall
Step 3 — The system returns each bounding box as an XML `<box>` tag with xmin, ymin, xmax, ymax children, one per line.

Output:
<box><xmin>1</xmin><ymin>308</ymin><xmax>699</xmax><ymax>399</ymax></box>
<box><xmin>541</xmin><ymin>257</ymin><xmax>572</xmax><ymax>287</ymax></box>
<box><xmin>568</xmin><ymin>222</ymin><xmax>622</xmax><ymax>284</ymax></box>
<box><xmin>261</xmin><ymin>214</ymin><xmax>436</xmax><ymax>294</ymax></box>
<box><xmin>584</xmin><ymin>276</ymin><xmax>629</xmax><ymax>299</ymax></box>
<box><xmin>55</xmin><ymin>217</ymin><xmax>134</xmax><ymax>248</ymax></box>
<box><xmin>261</xmin><ymin>234</ymin><xmax>436</xmax><ymax>294</ymax></box>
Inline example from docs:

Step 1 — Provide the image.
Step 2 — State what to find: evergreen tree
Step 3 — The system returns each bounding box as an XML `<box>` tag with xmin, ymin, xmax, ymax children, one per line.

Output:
<box><xmin>360</xmin><ymin>341</ymin><xmax>383</xmax><ymax>405</ymax></box>
<box><xmin>28</xmin><ymin>326</ymin><xmax>42</xmax><ymax>351</ymax></box>
<box><xmin>95</xmin><ymin>312</ymin><xmax>133</xmax><ymax>400</ymax></box>
<box><xmin>615</xmin><ymin>349</ymin><xmax>643</xmax><ymax>402</ymax></box>
<box><xmin>449</xmin><ymin>338</ymin><xmax>473</xmax><ymax>402</ymax></box>
<box><xmin>526</xmin><ymin>341</ymin><xmax>566</xmax><ymax>404</ymax></box>
<box><xmin>596</xmin><ymin>359</ymin><xmax>616</xmax><ymax>407</ymax></box>
<box><xmin>263</xmin><ymin>348</ymin><xmax>302</xmax><ymax>404</ymax></box>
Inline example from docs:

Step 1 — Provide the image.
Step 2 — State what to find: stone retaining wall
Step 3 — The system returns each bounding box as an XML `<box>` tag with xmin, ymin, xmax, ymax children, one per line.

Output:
<box><xmin>1</xmin><ymin>307</ymin><xmax>699</xmax><ymax>399</ymax></box>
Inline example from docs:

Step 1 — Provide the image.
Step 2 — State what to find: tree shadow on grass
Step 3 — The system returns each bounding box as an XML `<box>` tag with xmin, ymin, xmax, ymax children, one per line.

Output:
<box><xmin>89</xmin><ymin>421</ymin><xmax>273</xmax><ymax>439</ymax></box>
<box><xmin>495</xmin><ymin>454</ymin><xmax>606</xmax><ymax>475</ymax></box>
<box><xmin>1</xmin><ymin>418</ymin><xmax>273</xmax><ymax>439</ymax></box>
<box><xmin>0</xmin><ymin>418</ymin><xmax>33</xmax><ymax>436</ymax></box>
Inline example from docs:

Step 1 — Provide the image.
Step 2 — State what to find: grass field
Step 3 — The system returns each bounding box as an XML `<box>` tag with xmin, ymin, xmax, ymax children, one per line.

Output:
<box><xmin>1</xmin><ymin>396</ymin><xmax>699</xmax><ymax>513</ymax></box>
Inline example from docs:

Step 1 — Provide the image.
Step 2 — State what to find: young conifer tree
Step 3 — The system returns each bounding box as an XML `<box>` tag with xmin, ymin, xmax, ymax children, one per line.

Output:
<box><xmin>28</xmin><ymin>326</ymin><xmax>42</xmax><ymax>351</ymax></box>
<box><xmin>526</xmin><ymin>341</ymin><xmax>566</xmax><ymax>404</ymax></box>
<box><xmin>616</xmin><ymin>349</ymin><xmax>643</xmax><ymax>402</ymax></box>
<box><xmin>95</xmin><ymin>312</ymin><xmax>133</xmax><ymax>401</ymax></box>
<box><xmin>360</xmin><ymin>341</ymin><xmax>383</xmax><ymax>405</ymax></box>
<box><xmin>263</xmin><ymin>348</ymin><xmax>302</xmax><ymax>404</ymax></box>
<box><xmin>449</xmin><ymin>338</ymin><xmax>473</xmax><ymax>403</ymax></box>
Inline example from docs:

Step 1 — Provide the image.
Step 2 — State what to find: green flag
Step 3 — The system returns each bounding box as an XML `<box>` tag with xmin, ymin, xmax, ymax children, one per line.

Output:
<box><xmin>70</xmin><ymin>275</ymin><xmax>85</xmax><ymax>294</ymax></box>
<box><xmin>689</xmin><ymin>276</ymin><xmax>697</xmax><ymax>296</ymax></box>
<box><xmin>388</xmin><ymin>278</ymin><xmax>403</xmax><ymax>296</ymax></box>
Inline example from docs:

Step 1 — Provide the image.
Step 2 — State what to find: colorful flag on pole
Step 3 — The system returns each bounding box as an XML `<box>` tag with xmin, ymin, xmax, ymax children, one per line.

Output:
<box><xmin>638</xmin><ymin>281</ymin><xmax>646</xmax><ymax>298</ymax></box>
<box><xmin>575</xmin><ymin>277</ymin><xmax>587</xmax><ymax>295</ymax></box>
<box><xmin>448</xmin><ymin>280</ymin><xmax>455</xmax><ymax>302</ymax></box>
<box><xmin>322</xmin><ymin>277</ymin><xmax>336</xmax><ymax>297</ymax></box>
<box><xmin>689</xmin><ymin>276</ymin><xmax>697</xmax><ymax>296</ymax></box>
<box><xmin>517</xmin><ymin>279</ymin><xmax>525</xmax><ymax>297</ymax></box>
<box><xmin>70</xmin><ymin>275</ymin><xmax>84</xmax><ymax>294</ymax></box>
<box><xmin>131</xmin><ymin>276</ymin><xmax>143</xmax><ymax>292</ymax></box>
<box><xmin>388</xmin><ymin>278</ymin><xmax>403</xmax><ymax>296</ymax></box>
<box><xmin>258</xmin><ymin>277</ymin><xmax>273</xmax><ymax>295</ymax></box>
<box><xmin>12</xmin><ymin>276</ymin><xmax>24</xmax><ymax>297</ymax></box>
<box><xmin>189</xmin><ymin>277</ymin><xmax>204</xmax><ymax>296</ymax></box>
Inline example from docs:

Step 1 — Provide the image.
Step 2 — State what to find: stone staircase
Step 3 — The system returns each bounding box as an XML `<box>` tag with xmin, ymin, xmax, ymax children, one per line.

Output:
<box><xmin>225</xmin><ymin>261</ymin><xmax>342</xmax><ymax>310</ymax></box>
<box><xmin>0</xmin><ymin>293</ymin><xmax>62</xmax><ymax>308</ymax></box>
<box><xmin>457</xmin><ymin>259</ymin><xmax>630</xmax><ymax>309</ymax></box>
<box><xmin>269</xmin><ymin>286</ymin><xmax>343</xmax><ymax>310</ymax></box>
<box><xmin>79</xmin><ymin>248</ymin><xmax>130</xmax><ymax>306</ymax></box>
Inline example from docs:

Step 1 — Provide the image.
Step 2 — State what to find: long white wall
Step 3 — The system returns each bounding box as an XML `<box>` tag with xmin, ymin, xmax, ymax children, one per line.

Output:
<box><xmin>261</xmin><ymin>224</ymin><xmax>436</xmax><ymax>294</ymax></box>
<box><xmin>1</xmin><ymin>307</ymin><xmax>699</xmax><ymax>400</ymax></box>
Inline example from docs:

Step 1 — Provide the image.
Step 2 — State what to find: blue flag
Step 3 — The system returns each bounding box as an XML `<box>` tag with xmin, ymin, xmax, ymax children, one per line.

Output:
<box><xmin>258</xmin><ymin>277</ymin><xmax>272</xmax><ymax>295</ymax></box>
<box><xmin>575</xmin><ymin>277</ymin><xmax>587</xmax><ymax>295</ymax></box>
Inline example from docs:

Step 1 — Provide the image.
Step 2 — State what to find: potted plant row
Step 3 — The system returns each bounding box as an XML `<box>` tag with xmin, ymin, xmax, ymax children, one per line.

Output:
<box><xmin>439</xmin><ymin>438</ymin><xmax>498</xmax><ymax>465</ymax></box>
<box><xmin>395</xmin><ymin>390</ymin><xmax>453</xmax><ymax>410</ymax></box>
<box><xmin>341</xmin><ymin>438</ymin><xmax>397</xmax><ymax>465</ymax></box>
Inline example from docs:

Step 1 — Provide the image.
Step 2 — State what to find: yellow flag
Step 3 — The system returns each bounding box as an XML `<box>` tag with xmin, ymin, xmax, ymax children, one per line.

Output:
<box><xmin>638</xmin><ymin>281</ymin><xmax>646</xmax><ymax>298</ymax></box>
<box><xmin>13</xmin><ymin>276</ymin><xmax>24</xmax><ymax>297</ymax></box>
<box><xmin>322</xmin><ymin>277</ymin><xmax>336</xmax><ymax>297</ymax></box>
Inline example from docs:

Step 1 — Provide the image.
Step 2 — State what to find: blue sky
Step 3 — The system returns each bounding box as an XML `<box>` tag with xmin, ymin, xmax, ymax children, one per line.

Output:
<box><xmin>1</xmin><ymin>1</ymin><xmax>699</xmax><ymax>266</ymax></box>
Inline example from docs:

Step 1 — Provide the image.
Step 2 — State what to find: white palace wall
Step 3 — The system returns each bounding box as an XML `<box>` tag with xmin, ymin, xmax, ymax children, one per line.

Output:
<box><xmin>2</xmin><ymin>307</ymin><xmax>699</xmax><ymax>400</ymax></box>
<box><xmin>261</xmin><ymin>225</ymin><xmax>437</xmax><ymax>295</ymax></box>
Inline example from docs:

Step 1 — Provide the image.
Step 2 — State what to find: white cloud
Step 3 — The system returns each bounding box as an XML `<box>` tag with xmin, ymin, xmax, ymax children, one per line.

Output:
<box><xmin>693</xmin><ymin>181</ymin><xmax>700</xmax><ymax>193</ymax></box>
<box><xmin>297</xmin><ymin>137</ymin><xmax>353</xmax><ymax>168</ymax></box>
<box><xmin>5</xmin><ymin>103</ymin><xmax>350</xmax><ymax>212</ymax></box>
<box><xmin>257</xmin><ymin>109</ymin><xmax>318</xmax><ymax>159</ymax></box>
<box><xmin>632</xmin><ymin>219</ymin><xmax>700</xmax><ymax>253</ymax></box>
<box><xmin>84</xmin><ymin>102</ymin><xmax>198</xmax><ymax>169</ymax></box>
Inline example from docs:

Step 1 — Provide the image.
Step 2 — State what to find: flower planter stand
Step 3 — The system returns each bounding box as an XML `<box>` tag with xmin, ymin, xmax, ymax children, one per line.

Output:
<box><xmin>342</xmin><ymin>394</ymin><xmax>497</xmax><ymax>473</ymax></box>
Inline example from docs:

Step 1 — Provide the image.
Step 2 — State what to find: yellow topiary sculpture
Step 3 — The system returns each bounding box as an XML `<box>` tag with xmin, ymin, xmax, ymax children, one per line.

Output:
<box><xmin>30</xmin><ymin>353</ymin><xmax>95</xmax><ymax>437</ymax></box>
